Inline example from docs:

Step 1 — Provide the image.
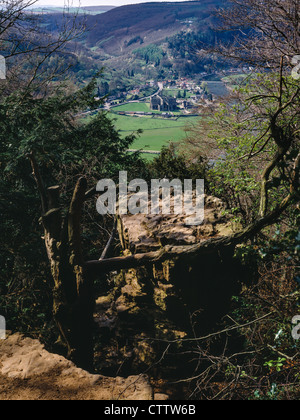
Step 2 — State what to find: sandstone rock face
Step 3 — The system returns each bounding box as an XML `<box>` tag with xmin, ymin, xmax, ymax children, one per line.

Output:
<box><xmin>0</xmin><ymin>333</ymin><xmax>153</xmax><ymax>400</ymax></box>
<box><xmin>118</xmin><ymin>195</ymin><xmax>235</xmax><ymax>254</ymax></box>
<box><xmin>94</xmin><ymin>195</ymin><xmax>241</xmax><ymax>378</ymax></box>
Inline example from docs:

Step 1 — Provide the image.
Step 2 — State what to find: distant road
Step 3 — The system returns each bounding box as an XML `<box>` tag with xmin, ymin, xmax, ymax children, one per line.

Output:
<box><xmin>127</xmin><ymin>149</ymin><xmax>161</xmax><ymax>155</ymax></box>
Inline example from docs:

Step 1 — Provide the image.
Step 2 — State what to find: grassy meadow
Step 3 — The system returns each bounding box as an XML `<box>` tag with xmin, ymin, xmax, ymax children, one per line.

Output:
<box><xmin>112</xmin><ymin>102</ymin><xmax>151</xmax><ymax>113</ymax></box>
<box><xmin>108</xmin><ymin>112</ymin><xmax>199</xmax><ymax>153</ymax></box>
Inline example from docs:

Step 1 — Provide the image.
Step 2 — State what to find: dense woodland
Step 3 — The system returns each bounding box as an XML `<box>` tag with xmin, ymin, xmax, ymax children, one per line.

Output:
<box><xmin>0</xmin><ymin>0</ymin><xmax>299</xmax><ymax>400</ymax></box>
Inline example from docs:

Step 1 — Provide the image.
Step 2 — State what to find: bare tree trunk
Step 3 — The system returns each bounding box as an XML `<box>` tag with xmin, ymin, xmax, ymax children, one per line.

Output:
<box><xmin>30</xmin><ymin>153</ymin><xmax>94</xmax><ymax>371</ymax></box>
<box><xmin>53</xmin><ymin>177</ymin><xmax>94</xmax><ymax>372</ymax></box>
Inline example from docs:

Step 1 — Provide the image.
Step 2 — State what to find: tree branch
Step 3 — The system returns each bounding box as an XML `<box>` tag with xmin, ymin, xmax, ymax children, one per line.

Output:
<box><xmin>85</xmin><ymin>181</ymin><xmax>298</xmax><ymax>275</ymax></box>
<box><xmin>99</xmin><ymin>218</ymin><xmax>117</xmax><ymax>261</ymax></box>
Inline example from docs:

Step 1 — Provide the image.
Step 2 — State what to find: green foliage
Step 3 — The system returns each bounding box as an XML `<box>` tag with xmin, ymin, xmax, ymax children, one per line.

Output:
<box><xmin>147</xmin><ymin>144</ymin><xmax>208</xmax><ymax>181</ymax></box>
<box><xmin>0</xmin><ymin>78</ymin><xmax>147</xmax><ymax>342</ymax></box>
<box><xmin>264</xmin><ymin>358</ymin><xmax>286</xmax><ymax>373</ymax></box>
<box><xmin>167</xmin><ymin>30</ymin><xmax>215</xmax><ymax>60</ymax></box>
<box><xmin>180</xmin><ymin>65</ymin><xmax>300</xmax><ymax>399</ymax></box>
<box><xmin>194</xmin><ymin>72</ymin><xmax>300</xmax><ymax>224</ymax></box>
<box><xmin>133</xmin><ymin>44</ymin><xmax>165</xmax><ymax>65</ymax></box>
<box><xmin>166</xmin><ymin>28</ymin><xmax>234</xmax><ymax>75</ymax></box>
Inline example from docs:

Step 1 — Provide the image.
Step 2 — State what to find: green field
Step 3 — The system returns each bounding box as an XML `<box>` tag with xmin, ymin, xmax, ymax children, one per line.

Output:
<box><xmin>112</xmin><ymin>102</ymin><xmax>151</xmax><ymax>112</ymax></box>
<box><xmin>84</xmin><ymin>104</ymin><xmax>199</xmax><ymax>156</ymax></box>
<box><xmin>108</xmin><ymin>113</ymin><xmax>199</xmax><ymax>152</ymax></box>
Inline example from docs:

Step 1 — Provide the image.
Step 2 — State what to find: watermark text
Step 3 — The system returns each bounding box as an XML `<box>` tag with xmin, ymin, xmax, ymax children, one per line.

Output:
<box><xmin>96</xmin><ymin>172</ymin><xmax>205</xmax><ymax>226</ymax></box>
<box><xmin>292</xmin><ymin>315</ymin><xmax>300</xmax><ymax>340</ymax></box>
<box><xmin>0</xmin><ymin>55</ymin><xmax>6</xmax><ymax>80</ymax></box>
<box><xmin>0</xmin><ymin>316</ymin><xmax>6</xmax><ymax>340</ymax></box>
<box><xmin>291</xmin><ymin>55</ymin><xmax>300</xmax><ymax>80</ymax></box>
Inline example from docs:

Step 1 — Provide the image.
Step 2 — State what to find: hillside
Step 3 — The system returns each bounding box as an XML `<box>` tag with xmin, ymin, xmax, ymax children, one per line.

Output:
<box><xmin>37</xmin><ymin>1</ymin><xmax>232</xmax><ymax>82</ymax></box>
<box><xmin>84</xmin><ymin>1</ymin><xmax>225</xmax><ymax>55</ymax></box>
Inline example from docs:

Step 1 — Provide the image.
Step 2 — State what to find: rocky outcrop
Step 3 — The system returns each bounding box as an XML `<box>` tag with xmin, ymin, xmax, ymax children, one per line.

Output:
<box><xmin>118</xmin><ymin>195</ymin><xmax>235</xmax><ymax>253</ymax></box>
<box><xmin>94</xmin><ymin>195</ymin><xmax>242</xmax><ymax>377</ymax></box>
<box><xmin>0</xmin><ymin>333</ymin><xmax>154</xmax><ymax>400</ymax></box>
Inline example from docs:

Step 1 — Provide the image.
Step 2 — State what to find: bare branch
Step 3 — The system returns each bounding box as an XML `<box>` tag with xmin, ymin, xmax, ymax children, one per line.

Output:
<box><xmin>85</xmin><ymin>182</ymin><xmax>298</xmax><ymax>275</ymax></box>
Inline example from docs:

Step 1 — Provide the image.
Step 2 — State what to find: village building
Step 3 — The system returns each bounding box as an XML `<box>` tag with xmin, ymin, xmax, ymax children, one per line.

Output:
<box><xmin>150</xmin><ymin>94</ymin><xmax>177</xmax><ymax>112</ymax></box>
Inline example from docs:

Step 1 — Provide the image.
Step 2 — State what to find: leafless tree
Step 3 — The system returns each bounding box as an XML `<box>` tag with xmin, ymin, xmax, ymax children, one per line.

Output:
<box><xmin>0</xmin><ymin>0</ymin><xmax>86</xmax><ymax>94</ymax></box>
<box><xmin>212</xmin><ymin>0</ymin><xmax>300</xmax><ymax>71</ymax></box>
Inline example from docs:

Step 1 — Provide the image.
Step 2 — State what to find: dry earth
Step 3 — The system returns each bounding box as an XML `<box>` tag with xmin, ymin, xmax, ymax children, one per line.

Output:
<box><xmin>0</xmin><ymin>333</ymin><xmax>157</xmax><ymax>400</ymax></box>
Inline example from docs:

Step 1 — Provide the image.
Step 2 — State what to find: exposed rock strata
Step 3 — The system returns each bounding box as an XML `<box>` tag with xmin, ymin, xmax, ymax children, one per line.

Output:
<box><xmin>94</xmin><ymin>195</ymin><xmax>241</xmax><ymax>377</ymax></box>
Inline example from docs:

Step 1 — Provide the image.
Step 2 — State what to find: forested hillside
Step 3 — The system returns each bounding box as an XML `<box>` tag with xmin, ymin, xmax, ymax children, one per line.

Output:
<box><xmin>37</xmin><ymin>0</ymin><xmax>234</xmax><ymax>82</ymax></box>
<box><xmin>83</xmin><ymin>1</ymin><xmax>223</xmax><ymax>51</ymax></box>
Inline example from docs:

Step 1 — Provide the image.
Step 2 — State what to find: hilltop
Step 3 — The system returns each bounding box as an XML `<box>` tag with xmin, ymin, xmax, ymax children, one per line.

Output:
<box><xmin>29</xmin><ymin>5</ymin><xmax>116</xmax><ymax>15</ymax></box>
